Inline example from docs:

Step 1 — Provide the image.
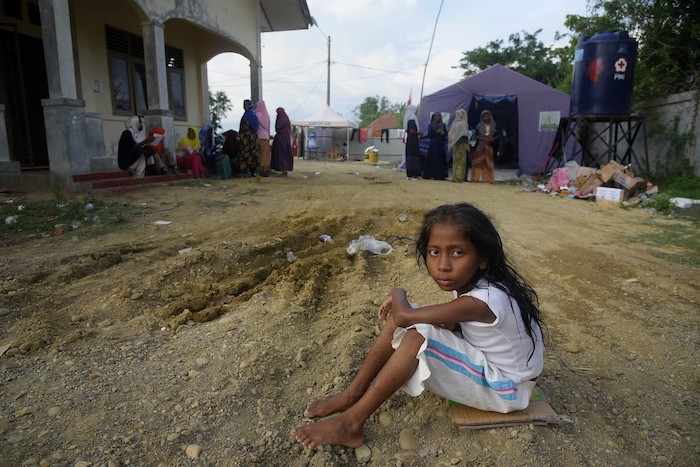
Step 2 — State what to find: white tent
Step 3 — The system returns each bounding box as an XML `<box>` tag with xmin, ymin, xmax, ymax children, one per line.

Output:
<box><xmin>292</xmin><ymin>105</ymin><xmax>357</xmax><ymax>159</ymax></box>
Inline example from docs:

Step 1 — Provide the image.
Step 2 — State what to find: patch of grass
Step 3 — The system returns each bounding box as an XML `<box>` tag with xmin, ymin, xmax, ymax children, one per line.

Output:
<box><xmin>631</xmin><ymin>221</ymin><xmax>700</xmax><ymax>268</ymax></box>
<box><xmin>644</xmin><ymin>176</ymin><xmax>700</xmax><ymax>224</ymax></box>
<box><xmin>0</xmin><ymin>197</ymin><xmax>147</xmax><ymax>242</ymax></box>
<box><xmin>654</xmin><ymin>175</ymin><xmax>700</xmax><ymax>199</ymax></box>
<box><xmin>645</xmin><ymin>192</ymin><xmax>675</xmax><ymax>213</ymax></box>
<box><xmin>197</xmin><ymin>199</ymin><xmax>233</xmax><ymax>210</ymax></box>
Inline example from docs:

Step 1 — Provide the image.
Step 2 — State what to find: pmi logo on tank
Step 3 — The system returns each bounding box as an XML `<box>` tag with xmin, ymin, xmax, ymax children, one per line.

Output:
<box><xmin>613</xmin><ymin>58</ymin><xmax>628</xmax><ymax>80</ymax></box>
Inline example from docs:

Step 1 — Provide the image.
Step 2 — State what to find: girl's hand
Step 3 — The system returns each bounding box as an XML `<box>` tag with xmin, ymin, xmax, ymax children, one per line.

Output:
<box><xmin>378</xmin><ymin>295</ymin><xmax>393</xmax><ymax>323</ymax></box>
<box><xmin>386</xmin><ymin>288</ymin><xmax>412</xmax><ymax>326</ymax></box>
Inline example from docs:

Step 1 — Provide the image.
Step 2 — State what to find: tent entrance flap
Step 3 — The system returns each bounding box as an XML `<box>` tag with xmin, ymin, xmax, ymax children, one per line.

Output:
<box><xmin>468</xmin><ymin>95</ymin><xmax>519</xmax><ymax>169</ymax></box>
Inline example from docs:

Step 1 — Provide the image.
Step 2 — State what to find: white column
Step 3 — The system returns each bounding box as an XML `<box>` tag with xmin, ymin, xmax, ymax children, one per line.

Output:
<box><xmin>250</xmin><ymin>19</ymin><xmax>263</xmax><ymax>102</ymax></box>
<box><xmin>141</xmin><ymin>21</ymin><xmax>169</xmax><ymax>111</ymax></box>
<box><xmin>38</xmin><ymin>0</ymin><xmax>77</xmax><ymax>99</ymax></box>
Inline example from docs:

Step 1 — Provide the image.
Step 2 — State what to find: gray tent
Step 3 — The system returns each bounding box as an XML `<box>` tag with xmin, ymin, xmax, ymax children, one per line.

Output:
<box><xmin>419</xmin><ymin>64</ymin><xmax>571</xmax><ymax>174</ymax></box>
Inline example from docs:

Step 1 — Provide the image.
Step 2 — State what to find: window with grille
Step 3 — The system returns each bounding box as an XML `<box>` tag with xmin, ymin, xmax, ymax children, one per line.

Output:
<box><xmin>105</xmin><ymin>26</ymin><xmax>185</xmax><ymax>118</ymax></box>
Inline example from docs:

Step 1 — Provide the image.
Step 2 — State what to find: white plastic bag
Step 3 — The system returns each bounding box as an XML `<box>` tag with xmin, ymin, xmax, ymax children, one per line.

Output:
<box><xmin>563</xmin><ymin>160</ymin><xmax>581</xmax><ymax>180</ymax></box>
<box><xmin>346</xmin><ymin>235</ymin><xmax>394</xmax><ymax>256</ymax></box>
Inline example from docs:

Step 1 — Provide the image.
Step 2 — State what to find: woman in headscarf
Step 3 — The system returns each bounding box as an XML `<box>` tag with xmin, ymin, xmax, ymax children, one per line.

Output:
<box><xmin>447</xmin><ymin>109</ymin><xmax>471</xmax><ymax>183</ymax></box>
<box><xmin>255</xmin><ymin>100</ymin><xmax>272</xmax><ymax>177</ymax></box>
<box><xmin>471</xmin><ymin>110</ymin><xmax>497</xmax><ymax>183</ymax></box>
<box><xmin>422</xmin><ymin>112</ymin><xmax>448</xmax><ymax>180</ymax></box>
<box><xmin>271</xmin><ymin>107</ymin><xmax>293</xmax><ymax>176</ymax></box>
<box><xmin>118</xmin><ymin>115</ymin><xmax>164</xmax><ymax>178</ymax></box>
<box><xmin>221</xmin><ymin>129</ymin><xmax>241</xmax><ymax>176</ymax></box>
<box><xmin>176</xmin><ymin>126</ymin><xmax>204</xmax><ymax>178</ymax></box>
<box><xmin>238</xmin><ymin>99</ymin><xmax>261</xmax><ymax>177</ymax></box>
<box><xmin>403</xmin><ymin>104</ymin><xmax>422</xmax><ymax>178</ymax></box>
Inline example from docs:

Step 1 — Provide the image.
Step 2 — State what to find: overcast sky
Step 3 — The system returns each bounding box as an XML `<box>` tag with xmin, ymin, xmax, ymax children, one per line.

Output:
<box><xmin>208</xmin><ymin>0</ymin><xmax>590</xmax><ymax>131</ymax></box>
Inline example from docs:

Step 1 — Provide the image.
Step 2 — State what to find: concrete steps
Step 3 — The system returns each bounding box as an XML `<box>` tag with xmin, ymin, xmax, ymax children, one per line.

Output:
<box><xmin>72</xmin><ymin>171</ymin><xmax>195</xmax><ymax>192</ymax></box>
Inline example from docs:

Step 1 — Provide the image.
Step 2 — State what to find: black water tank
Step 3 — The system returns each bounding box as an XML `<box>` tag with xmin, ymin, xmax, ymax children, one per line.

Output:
<box><xmin>570</xmin><ymin>31</ymin><xmax>638</xmax><ymax>116</ymax></box>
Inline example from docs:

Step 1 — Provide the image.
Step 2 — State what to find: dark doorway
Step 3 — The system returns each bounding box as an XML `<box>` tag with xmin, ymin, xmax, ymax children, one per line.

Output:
<box><xmin>0</xmin><ymin>24</ymin><xmax>49</xmax><ymax>168</ymax></box>
<box><xmin>468</xmin><ymin>95</ymin><xmax>518</xmax><ymax>169</ymax></box>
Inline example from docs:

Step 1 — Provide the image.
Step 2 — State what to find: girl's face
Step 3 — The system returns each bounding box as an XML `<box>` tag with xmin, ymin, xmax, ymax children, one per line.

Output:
<box><xmin>425</xmin><ymin>222</ymin><xmax>487</xmax><ymax>295</ymax></box>
<box><xmin>482</xmin><ymin>113</ymin><xmax>491</xmax><ymax>123</ymax></box>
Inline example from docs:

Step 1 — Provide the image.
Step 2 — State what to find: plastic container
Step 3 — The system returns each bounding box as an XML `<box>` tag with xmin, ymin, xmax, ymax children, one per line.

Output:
<box><xmin>570</xmin><ymin>31</ymin><xmax>638</xmax><ymax>116</ymax></box>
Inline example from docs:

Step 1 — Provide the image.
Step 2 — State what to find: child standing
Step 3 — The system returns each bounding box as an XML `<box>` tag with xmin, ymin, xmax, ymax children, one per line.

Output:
<box><xmin>291</xmin><ymin>202</ymin><xmax>544</xmax><ymax>449</ymax></box>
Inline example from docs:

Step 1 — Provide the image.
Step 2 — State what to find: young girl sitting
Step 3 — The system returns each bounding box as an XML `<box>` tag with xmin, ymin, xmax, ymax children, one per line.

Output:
<box><xmin>291</xmin><ymin>202</ymin><xmax>544</xmax><ymax>449</ymax></box>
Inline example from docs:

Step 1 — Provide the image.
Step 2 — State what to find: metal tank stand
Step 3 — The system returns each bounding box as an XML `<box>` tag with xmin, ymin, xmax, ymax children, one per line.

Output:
<box><xmin>559</xmin><ymin>115</ymin><xmax>650</xmax><ymax>174</ymax></box>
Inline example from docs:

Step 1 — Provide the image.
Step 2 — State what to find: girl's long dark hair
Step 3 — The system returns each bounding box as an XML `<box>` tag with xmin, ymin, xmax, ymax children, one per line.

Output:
<box><xmin>416</xmin><ymin>203</ymin><xmax>543</xmax><ymax>356</ymax></box>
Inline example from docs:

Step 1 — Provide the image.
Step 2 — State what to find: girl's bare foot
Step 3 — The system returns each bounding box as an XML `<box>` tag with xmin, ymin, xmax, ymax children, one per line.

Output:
<box><xmin>304</xmin><ymin>391</ymin><xmax>359</xmax><ymax>418</ymax></box>
<box><xmin>291</xmin><ymin>414</ymin><xmax>364</xmax><ymax>449</ymax></box>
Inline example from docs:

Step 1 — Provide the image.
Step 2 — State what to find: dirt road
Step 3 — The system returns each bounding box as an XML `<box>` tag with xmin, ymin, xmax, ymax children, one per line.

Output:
<box><xmin>1</xmin><ymin>159</ymin><xmax>698</xmax><ymax>466</ymax></box>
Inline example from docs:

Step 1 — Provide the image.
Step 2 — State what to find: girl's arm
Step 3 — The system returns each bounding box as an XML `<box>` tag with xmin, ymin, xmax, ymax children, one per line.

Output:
<box><xmin>388</xmin><ymin>288</ymin><xmax>495</xmax><ymax>328</ymax></box>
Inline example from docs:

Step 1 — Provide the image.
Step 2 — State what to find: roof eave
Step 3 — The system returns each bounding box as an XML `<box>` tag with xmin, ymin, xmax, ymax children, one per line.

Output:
<box><xmin>260</xmin><ymin>0</ymin><xmax>312</xmax><ymax>32</ymax></box>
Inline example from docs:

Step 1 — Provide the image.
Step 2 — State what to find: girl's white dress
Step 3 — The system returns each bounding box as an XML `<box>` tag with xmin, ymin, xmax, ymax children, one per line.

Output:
<box><xmin>392</xmin><ymin>279</ymin><xmax>544</xmax><ymax>413</ymax></box>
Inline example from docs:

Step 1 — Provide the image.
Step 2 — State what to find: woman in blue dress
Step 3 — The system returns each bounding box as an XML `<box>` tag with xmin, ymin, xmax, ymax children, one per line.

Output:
<box><xmin>422</xmin><ymin>112</ymin><xmax>448</xmax><ymax>180</ymax></box>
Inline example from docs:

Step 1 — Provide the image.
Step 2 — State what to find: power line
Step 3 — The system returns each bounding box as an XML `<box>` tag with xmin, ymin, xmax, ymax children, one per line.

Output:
<box><xmin>333</xmin><ymin>61</ymin><xmax>422</xmax><ymax>75</ymax></box>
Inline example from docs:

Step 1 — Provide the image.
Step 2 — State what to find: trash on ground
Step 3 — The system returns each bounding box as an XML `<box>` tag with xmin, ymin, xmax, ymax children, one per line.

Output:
<box><xmin>530</xmin><ymin>160</ymin><xmax>663</xmax><ymax>208</ymax></box>
<box><xmin>670</xmin><ymin>197</ymin><xmax>699</xmax><ymax>209</ymax></box>
<box><xmin>347</xmin><ymin>235</ymin><xmax>394</xmax><ymax>256</ymax></box>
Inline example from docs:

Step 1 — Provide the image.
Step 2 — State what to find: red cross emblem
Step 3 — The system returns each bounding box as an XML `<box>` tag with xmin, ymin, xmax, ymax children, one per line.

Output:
<box><xmin>615</xmin><ymin>58</ymin><xmax>627</xmax><ymax>73</ymax></box>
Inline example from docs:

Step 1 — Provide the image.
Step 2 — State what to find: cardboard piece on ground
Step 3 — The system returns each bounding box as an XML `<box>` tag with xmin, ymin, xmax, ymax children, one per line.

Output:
<box><xmin>613</xmin><ymin>172</ymin><xmax>646</xmax><ymax>194</ymax></box>
<box><xmin>448</xmin><ymin>387</ymin><xmax>563</xmax><ymax>429</ymax></box>
<box><xmin>599</xmin><ymin>160</ymin><xmax>625</xmax><ymax>183</ymax></box>
<box><xmin>595</xmin><ymin>187</ymin><xmax>624</xmax><ymax>203</ymax></box>
<box><xmin>577</xmin><ymin>173</ymin><xmax>603</xmax><ymax>195</ymax></box>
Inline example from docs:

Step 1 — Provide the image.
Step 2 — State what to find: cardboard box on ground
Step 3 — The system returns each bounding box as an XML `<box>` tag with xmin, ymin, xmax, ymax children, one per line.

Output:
<box><xmin>569</xmin><ymin>161</ymin><xmax>649</xmax><ymax>202</ymax></box>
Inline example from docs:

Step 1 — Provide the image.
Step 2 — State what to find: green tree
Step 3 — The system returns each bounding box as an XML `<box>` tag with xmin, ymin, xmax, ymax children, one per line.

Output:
<box><xmin>458</xmin><ymin>29</ymin><xmax>570</xmax><ymax>90</ymax></box>
<box><xmin>353</xmin><ymin>96</ymin><xmax>403</xmax><ymax>128</ymax></box>
<box><xmin>209</xmin><ymin>90</ymin><xmax>232</xmax><ymax>131</ymax></box>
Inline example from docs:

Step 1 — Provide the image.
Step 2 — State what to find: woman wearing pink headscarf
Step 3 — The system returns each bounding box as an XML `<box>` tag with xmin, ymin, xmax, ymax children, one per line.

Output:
<box><xmin>271</xmin><ymin>107</ymin><xmax>293</xmax><ymax>176</ymax></box>
<box><xmin>255</xmin><ymin>100</ymin><xmax>272</xmax><ymax>177</ymax></box>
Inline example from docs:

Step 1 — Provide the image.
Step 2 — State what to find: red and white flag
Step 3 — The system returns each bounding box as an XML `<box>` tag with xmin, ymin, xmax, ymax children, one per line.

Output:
<box><xmin>407</xmin><ymin>87</ymin><xmax>412</xmax><ymax>107</ymax></box>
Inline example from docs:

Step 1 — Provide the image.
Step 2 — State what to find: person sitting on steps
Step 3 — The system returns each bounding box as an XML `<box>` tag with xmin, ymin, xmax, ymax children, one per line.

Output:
<box><xmin>118</xmin><ymin>115</ymin><xmax>166</xmax><ymax>178</ymax></box>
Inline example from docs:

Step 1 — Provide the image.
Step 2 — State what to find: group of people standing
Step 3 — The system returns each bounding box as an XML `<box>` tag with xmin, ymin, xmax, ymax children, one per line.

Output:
<box><xmin>118</xmin><ymin>99</ymin><xmax>294</xmax><ymax>180</ymax></box>
<box><xmin>232</xmin><ymin>99</ymin><xmax>294</xmax><ymax>178</ymax></box>
<box><xmin>402</xmin><ymin>106</ymin><xmax>498</xmax><ymax>183</ymax></box>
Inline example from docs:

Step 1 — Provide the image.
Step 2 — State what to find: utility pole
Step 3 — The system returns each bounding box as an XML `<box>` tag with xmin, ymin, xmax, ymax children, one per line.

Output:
<box><xmin>311</xmin><ymin>18</ymin><xmax>331</xmax><ymax>107</ymax></box>
<box><xmin>420</xmin><ymin>0</ymin><xmax>444</xmax><ymax>104</ymax></box>
<box><xmin>326</xmin><ymin>36</ymin><xmax>331</xmax><ymax>106</ymax></box>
